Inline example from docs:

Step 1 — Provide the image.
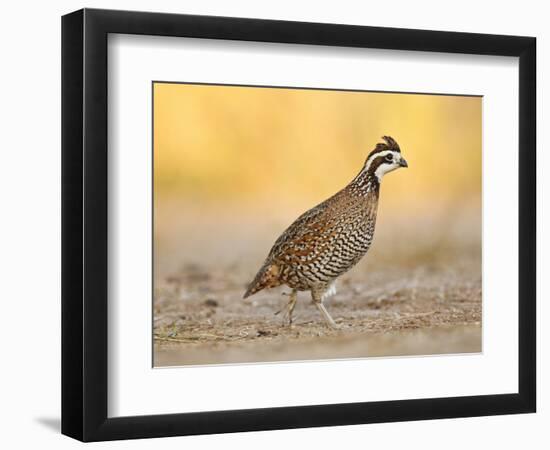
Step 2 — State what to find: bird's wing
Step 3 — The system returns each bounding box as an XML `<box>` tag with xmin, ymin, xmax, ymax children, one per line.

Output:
<box><xmin>243</xmin><ymin>203</ymin><xmax>333</xmax><ymax>297</ymax></box>
<box><xmin>267</xmin><ymin>197</ymin><xmax>340</xmax><ymax>265</ymax></box>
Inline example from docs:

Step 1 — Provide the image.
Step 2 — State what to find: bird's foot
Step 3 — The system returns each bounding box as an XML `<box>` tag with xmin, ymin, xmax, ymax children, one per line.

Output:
<box><xmin>314</xmin><ymin>302</ymin><xmax>343</xmax><ymax>330</ymax></box>
<box><xmin>276</xmin><ymin>290</ymin><xmax>297</xmax><ymax>327</ymax></box>
<box><xmin>281</xmin><ymin>311</ymin><xmax>294</xmax><ymax>327</ymax></box>
<box><xmin>273</xmin><ymin>309</ymin><xmax>291</xmax><ymax>326</ymax></box>
<box><xmin>327</xmin><ymin>320</ymin><xmax>343</xmax><ymax>330</ymax></box>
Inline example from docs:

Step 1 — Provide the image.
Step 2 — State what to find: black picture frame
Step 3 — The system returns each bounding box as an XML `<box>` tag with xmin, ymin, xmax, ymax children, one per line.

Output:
<box><xmin>61</xmin><ymin>8</ymin><xmax>536</xmax><ymax>442</ymax></box>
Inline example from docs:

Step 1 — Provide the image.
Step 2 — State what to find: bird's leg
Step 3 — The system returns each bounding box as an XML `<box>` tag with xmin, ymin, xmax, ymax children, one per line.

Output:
<box><xmin>311</xmin><ymin>288</ymin><xmax>341</xmax><ymax>330</ymax></box>
<box><xmin>279</xmin><ymin>289</ymin><xmax>298</xmax><ymax>326</ymax></box>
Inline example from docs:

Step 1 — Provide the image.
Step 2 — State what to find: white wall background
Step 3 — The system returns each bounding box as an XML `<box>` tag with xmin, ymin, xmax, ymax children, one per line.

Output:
<box><xmin>0</xmin><ymin>0</ymin><xmax>545</xmax><ymax>448</ymax></box>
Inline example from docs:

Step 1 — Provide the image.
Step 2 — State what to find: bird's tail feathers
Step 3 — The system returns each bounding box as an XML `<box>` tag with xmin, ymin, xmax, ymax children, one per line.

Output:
<box><xmin>243</xmin><ymin>263</ymin><xmax>281</xmax><ymax>298</ymax></box>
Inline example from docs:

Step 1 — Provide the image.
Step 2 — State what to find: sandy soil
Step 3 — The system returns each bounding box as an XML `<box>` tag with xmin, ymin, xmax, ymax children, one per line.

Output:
<box><xmin>153</xmin><ymin>206</ymin><xmax>481</xmax><ymax>366</ymax></box>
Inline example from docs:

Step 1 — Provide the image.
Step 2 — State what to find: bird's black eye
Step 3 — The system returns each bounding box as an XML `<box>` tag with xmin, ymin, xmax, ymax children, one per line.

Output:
<box><xmin>385</xmin><ymin>154</ymin><xmax>393</xmax><ymax>162</ymax></box>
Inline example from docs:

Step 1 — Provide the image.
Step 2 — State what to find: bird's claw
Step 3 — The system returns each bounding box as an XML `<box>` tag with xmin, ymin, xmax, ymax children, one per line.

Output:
<box><xmin>281</xmin><ymin>312</ymin><xmax>293</xmax><ymax>327</ymax></box>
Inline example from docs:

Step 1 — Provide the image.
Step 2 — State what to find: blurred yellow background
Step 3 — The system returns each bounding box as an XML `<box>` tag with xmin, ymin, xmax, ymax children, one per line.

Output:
<box><xmin>154</xmin><ymin>82</ymin><xmax>481</xmax><ymax>214</ymax></box>
<box><xmin>153</xmin><ymin>82</ymin><xmax>481</xmax><ymax>278</ymax></box>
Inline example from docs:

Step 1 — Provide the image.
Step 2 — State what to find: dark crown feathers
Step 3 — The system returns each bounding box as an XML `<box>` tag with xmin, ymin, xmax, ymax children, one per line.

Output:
<box><xmin>367</xmin><ymin>136</ymin><xmax>401</xmax><ymax>160</ymax></box>
<box><xmin>376</xmin><ymin>136</ymin><xmax>400</xmax><ymax>152</ymax></box>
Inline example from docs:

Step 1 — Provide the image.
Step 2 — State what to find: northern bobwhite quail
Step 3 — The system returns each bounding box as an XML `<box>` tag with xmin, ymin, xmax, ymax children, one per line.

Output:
<box><xmin>244</xmin><ymin>136</ymin><xmax>408</xmax><ymax>329</ymax></box>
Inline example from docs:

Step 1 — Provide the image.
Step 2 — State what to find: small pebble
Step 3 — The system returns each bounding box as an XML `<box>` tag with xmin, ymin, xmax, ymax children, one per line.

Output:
<box><xmin>204</xmin><ymin>298</ymin><xmax>219</xmax><ymax>307</ymax></box>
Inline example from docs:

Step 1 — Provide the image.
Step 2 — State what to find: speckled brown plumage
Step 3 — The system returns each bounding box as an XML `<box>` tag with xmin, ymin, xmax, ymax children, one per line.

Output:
<box><xmin>244</xmin><ymin>136</ymin><xmax>408</xmax><ymax>328</ymax></box>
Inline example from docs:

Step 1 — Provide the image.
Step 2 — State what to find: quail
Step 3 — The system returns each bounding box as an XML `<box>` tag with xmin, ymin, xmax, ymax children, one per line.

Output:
<box><xmin>244</xmin><ymin>136</ymin><xmax>408</xmax><ymax>329</ymax></box>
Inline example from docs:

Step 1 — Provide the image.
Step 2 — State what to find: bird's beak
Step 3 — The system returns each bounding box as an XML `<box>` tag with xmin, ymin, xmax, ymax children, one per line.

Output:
<box><xmin>399</xmin><ymin>157</ymin><xmax>408</xmax><ymax>168</ymax></box>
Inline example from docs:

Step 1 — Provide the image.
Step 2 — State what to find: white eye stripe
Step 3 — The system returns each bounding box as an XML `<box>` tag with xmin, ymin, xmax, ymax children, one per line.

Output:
<box><xmin>351</xmin><ymin>149</ymin><xmax>402</xmax><ymax>188</ymax></box>
<box><xmin>364</xmin><ymin>150</ymin><xmax>397</xmax><ymax>172</ymax></box>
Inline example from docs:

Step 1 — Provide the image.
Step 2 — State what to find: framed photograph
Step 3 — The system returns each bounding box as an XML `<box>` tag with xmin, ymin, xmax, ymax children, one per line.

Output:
<box><xmin>61</xmin><ymin>8</ymin><xmax>536</xmax><ymax>441</ymax></box>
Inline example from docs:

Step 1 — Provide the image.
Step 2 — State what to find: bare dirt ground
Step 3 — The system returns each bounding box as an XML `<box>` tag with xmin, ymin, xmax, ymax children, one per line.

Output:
<box><xmin>153</xmin><ymin>205</ymin><xmax>482</xmax><ymax>366</ymax></box>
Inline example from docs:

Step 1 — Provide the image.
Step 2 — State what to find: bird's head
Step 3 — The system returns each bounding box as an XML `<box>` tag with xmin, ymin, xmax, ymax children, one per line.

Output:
<box><xmin>363</xmin><ymin>136</ymin><xmax>408</xmax><ymax>181</ymax></box>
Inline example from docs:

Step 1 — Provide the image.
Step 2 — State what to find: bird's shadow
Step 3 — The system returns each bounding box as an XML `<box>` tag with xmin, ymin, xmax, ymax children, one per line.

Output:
<box><xmin>35</xmin><ymin>417</ymin><xmax>61</xmax><ymax>433</ymax></box>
